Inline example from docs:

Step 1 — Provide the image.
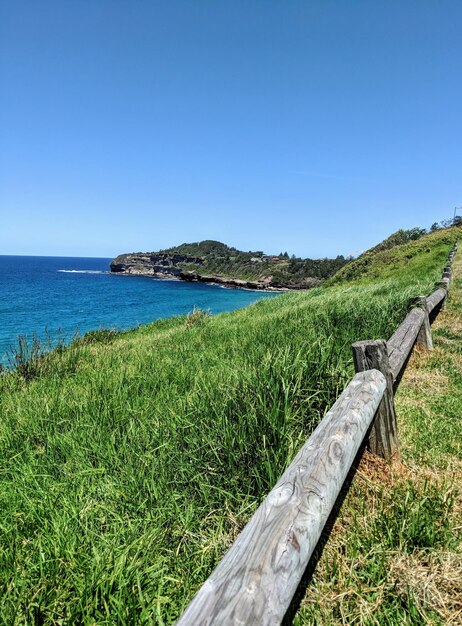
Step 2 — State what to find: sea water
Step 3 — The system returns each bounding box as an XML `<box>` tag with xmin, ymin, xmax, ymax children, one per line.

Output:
<box><xmin>0</xmin><ymin>255</ymin><xmax>278</xmax><ymax>364</ymax></box>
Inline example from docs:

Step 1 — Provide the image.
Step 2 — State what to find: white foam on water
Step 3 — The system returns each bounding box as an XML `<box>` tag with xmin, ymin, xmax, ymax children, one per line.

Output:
<box><xmin>58</xmin><ymin>270</ymin><xmax>105</xmax><ymax>274</ymax></box>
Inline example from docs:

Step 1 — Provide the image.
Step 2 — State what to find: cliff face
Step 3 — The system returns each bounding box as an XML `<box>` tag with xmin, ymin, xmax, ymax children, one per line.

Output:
<box><xmin>109</xmin><ymin>240</ymin><xmax>342</xmax><ymax>290</ymax></box>
<box><xmin>110</xmin><ymin>253</ymin><xmax>203</xmax><ymax>278</ymax></box>
<box><xmin>110</xmin><ymin>252</ymin><xmax>286</xmax><ymax>290</ymax></box>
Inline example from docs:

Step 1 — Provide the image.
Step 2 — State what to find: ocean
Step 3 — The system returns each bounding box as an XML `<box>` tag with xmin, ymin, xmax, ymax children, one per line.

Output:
<box><xmin>0</xmin><ymin>255</ymin><xmax>278</xmax><ymax>365</ymax></box>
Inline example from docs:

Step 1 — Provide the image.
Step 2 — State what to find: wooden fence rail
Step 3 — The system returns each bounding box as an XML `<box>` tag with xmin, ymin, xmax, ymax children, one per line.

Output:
<box><xmin>177</xmin><ymin>370</ymin><xmax>386</xmax><ymax>625</ymax></box>
<box><xmin>427</xmin><ymin>288</ymin><xmax>446</xmax><ymax>316</ymax></box>
<box><xmin>386</xmin><ymin>307</ymin><xmax>427</xmax><ymax>382</ymax></box>
<box><xmin>176</xmin><ymin>239</ymin><xmax>458</xmax><ymax>626</ymax></box>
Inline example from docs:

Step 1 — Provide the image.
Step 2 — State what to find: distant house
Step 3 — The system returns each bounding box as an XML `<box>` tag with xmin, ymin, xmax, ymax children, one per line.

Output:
<box><xmin>271</xmin><ymin>257</ymin><xmax>280</xmax><ymax>261</ymax></box>
<box><xmin>250</xmin><ymin>257</ymin><xmax>262</xmax><ymax>263</ymax></box>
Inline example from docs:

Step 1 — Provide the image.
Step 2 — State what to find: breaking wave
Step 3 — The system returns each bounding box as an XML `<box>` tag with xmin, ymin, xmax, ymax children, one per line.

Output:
<box><xmin>57</xmin><ymin>270</ymin><xmax>105</xmax><ymax>274</ymax></box>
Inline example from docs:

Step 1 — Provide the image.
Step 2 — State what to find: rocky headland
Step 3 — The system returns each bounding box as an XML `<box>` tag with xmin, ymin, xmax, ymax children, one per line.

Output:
<box><xmin>110</xmin><ymin>252</ymin><xmax>282</xmax><ymax>290</ymax></box>
<box><xmin>110</xmin><ymin>241</ymin><xmax>348</xmax><ymax>291</ymax></box>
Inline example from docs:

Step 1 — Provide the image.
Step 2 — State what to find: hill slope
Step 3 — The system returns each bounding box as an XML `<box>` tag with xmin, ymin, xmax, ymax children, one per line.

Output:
<box><xmin>329</xmin><ymin>227</ymin><xmax>441</xmax><ymax>284</ymax></box>
<box><xmin>297</xmin><ymin>240</ymin><xmax>462</xmax><ymax>625</ymax></box>
<box><xmin>110</xmin><ymin>239</ymin><xmax>347</xmax><ymax>290</ymax></box>
<box><xmin>0</xmin><ymin>227</ymin><xmax>458</xmax><ymax>623</ymax></box>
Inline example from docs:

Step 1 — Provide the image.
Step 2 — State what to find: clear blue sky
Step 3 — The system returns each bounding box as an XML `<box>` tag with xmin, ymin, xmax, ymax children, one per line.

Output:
<box><xmin>1</xmin><ymin>1</ymin><xmax>461</xmax><ymax>258</ymax></box>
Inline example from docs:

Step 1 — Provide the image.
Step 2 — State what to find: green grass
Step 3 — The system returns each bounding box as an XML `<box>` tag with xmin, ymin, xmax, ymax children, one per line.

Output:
<box><xmin>327</xmin><ymin>229</ymin><xmax>446</xmax><ymax>285</ymax></box>
<box><xmin>0</xmin><ymin>227</ymin><xmax>458</xmax><ymax>624</ymax></box>
<box><xmin>295</xmin><ymin>471</ymin><xmax>459</xmax><ymax>625</ymax></box>
<box><xmin>294</xmin><ymin>236</ymin><xmax>462</xmax><ymax>626</ymax></box>
<box><xmin>396</xmin><ymin>286</ymin><xmax>462</xmax><ymax>469</ymax></box>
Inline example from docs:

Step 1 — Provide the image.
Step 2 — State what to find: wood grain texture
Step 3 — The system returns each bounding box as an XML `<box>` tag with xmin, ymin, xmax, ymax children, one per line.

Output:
<box><xmin>386</xmin><ymin>307</ymin><xmax>425</xmax><ymax>382</ymax></box>
<box><xmin>434</xmin><ymin>279</ymin><xmax>450</xmax><ymax>310</ymax></box>
<box><xmin>426</xmin><ymin>288</ymin><xmax>447</xmax><ymax>315</ymax></box>
<box><xmin>176</xmin><ymin>370</ymin><xmax>386</xmax><ymax>626</ymax></box>
<box><xmin>351</xmin><ymin>340</ymin><xmax>398</xmax><ymax>459</ymax></box>
<box><xmin>414</xmin><ymin>296</ymin><xmax>433</xmax><ymax>350</ymax></box>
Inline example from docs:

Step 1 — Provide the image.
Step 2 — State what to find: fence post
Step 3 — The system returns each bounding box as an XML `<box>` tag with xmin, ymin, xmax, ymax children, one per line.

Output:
<box><xmin>413</xmin><ymin>296</ymin><xmax>433</xmax><ymax>350</ymax></box>
<box><xmin>435</xmin><ymin>279</ymin><xmax>449</xmax><ymax>309</ymax></box>
<box><xmin>351</xmin><ymin>340</ymin><xmax>399</xmax><ymax>459</ymax></box>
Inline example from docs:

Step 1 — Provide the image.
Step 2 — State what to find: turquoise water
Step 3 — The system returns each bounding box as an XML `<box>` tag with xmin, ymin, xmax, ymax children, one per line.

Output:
<box><xmin>0</xmin><ymin>256</ymin><xmax>278</xmax><ymax>364</ymax></box>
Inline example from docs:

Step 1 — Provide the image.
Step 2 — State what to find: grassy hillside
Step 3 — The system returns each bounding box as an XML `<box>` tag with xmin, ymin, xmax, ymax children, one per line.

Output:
<box><xmin>0</xmin><ymin>227</ymin><xmax>457</xmax><ymax>624</ymax></box>
<box><xmin>328</xmin><ymin>227</ymin><xmax>443</xmax><ymax>284</ymax></box>
<box><xmin>296</xmin><ymin>245</ymin><xmax>462</xmax><ymax>625</ymax></box>
<box><xmin>162</xmin><ymin>239</ymin><xmax>347</xmax><ymax>286</ymax></box>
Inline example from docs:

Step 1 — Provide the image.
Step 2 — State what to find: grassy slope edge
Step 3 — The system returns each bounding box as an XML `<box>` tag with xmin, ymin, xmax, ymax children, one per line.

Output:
<box><xmin>296</xmin><ymin>244</ymin><xmax>462</xmax><ymax>625</ymax></box>
<box><xmin>0</xmin><ymin>227</ymin><xmax>458</xmax><ymax>624</ymax></box>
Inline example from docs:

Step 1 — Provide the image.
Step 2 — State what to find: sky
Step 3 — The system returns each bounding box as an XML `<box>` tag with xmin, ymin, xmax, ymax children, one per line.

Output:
<box><xmin>1</xmin><ymin>1</ymin><xmax>461</xmax><ymax>258</ymax></box>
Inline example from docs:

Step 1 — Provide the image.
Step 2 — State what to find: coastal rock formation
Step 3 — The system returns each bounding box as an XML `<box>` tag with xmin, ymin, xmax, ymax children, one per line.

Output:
<box><xmin>110</xmin><ymin>240</ymin><xmax>345</xmax><ymax>290</ymax></box>
<box><xmin>179</xmin><ymin>272</ymin><xmax>276</xmax><ymax>290</ymax></box>
<box><xmin>110</xmin><ymin>253</ymin><xmax>203</xmax><ymax>278</ymax></box>
<box><xmin>110</xmin><ymin>253</ymin><xmax>282</xmax><ymax>290</ymax></box>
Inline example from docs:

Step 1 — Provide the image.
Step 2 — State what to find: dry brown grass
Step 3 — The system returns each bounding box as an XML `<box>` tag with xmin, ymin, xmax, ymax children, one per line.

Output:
<box><xmin>296</xmin><ymin>251</ymin><xmax>462</xmax><ymax>625</ymax></box>
<box><xmin>388</xmin><ymin>551</ymin><xmax>462</xmax><ymax>625</ymax></box>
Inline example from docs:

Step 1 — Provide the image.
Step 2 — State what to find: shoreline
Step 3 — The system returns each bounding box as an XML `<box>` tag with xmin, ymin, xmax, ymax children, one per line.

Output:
<box><xmin>110</xmin><ymin>269</ymin><xmax>294</xmax><ymax>292</ymax></box>
<box><xmin>1</xmin><ymin>258</ymin><xmax>285</xmax><ymax>368</ymax></box>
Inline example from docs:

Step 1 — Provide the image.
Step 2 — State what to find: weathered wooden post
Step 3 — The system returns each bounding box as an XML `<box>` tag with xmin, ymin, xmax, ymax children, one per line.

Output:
<box><xmin>435</xmin><ymin>278</ymin><xmax>449</xmax><ymax>289</ymax></box>
<box><xmin>413</xmin><ymin>296</ymin><xmax>433</xmax><ymax>350</ymax></box>
<box><xmin>351</xmin><ymin>340</ymin><xmax>399</xmax><ymax>459</ymax></box>
<box><xmin>435</xmin><ymin>279</ymin><xmax>449</xmax><ymax>310</ymax></box>
<box><xmin>443</xmin><ymin>266</ymin><xmax>452</xmax><ymax>283</ymax></box>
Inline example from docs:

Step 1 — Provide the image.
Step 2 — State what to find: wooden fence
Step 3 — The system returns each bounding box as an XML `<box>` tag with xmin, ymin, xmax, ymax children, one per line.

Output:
<box><xmin>176</xmin><ymin>240</ymin><xmax>458</xmax><ymax>626</ymax></box>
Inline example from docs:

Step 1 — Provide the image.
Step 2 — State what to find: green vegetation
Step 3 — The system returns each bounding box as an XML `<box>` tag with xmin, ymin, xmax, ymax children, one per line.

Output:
<box><xmin>0</xmin><ymin>227</ymin><xmax>458</xmax><ymax>624</ymax></box>
<box><xmin>365</xmin><ymin>227</ymin><xmax>427</xmax><ymax>255</ymax></box>
<box><xmin>355</xmin><ymin>218</ymin><xmax>462</xmax><ymax>260</ymax></box>
<box><xmin>328</xmin><ymin>228</ymin><xmax>446</xmax><ymax>284</ymax></box>
<box><xmin>297</xmin><ymin>463</ymin><xmax>460</xmax><ymax>625</ymax></box>
<box><xmin>296</xmin><ymin>246</ymin><xmax>462</xmax><ymax>625</ymax></box>
<box><xmin>161</xmin><ymin>239</ymin><xmax>347</xmax><ymax>286</ymax></box>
